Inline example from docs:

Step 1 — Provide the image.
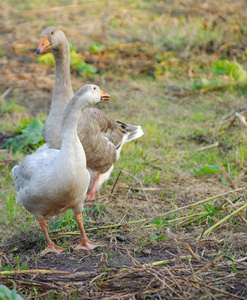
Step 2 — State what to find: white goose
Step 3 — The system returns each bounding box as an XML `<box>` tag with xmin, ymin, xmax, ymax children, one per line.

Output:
<box><xmin>36</xmin><ymin>26</ymin><xmax>144</xmax><ymax>201</ymax></box>
<box><xmin>12</xmin><ymin>84</ymin><xmax>110</xmax><ymax>255</ymax></box>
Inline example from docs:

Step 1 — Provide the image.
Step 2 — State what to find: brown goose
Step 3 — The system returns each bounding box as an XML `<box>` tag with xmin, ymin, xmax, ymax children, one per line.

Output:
<box><xmin>12</xmin><ymin>84</ymin><xmax>110</xmax><ymax>255</ymax></box>
<box><xmin>37</xmin><ymin>26</ymin><xmax>144</xmax><ymax>200</ymax></box>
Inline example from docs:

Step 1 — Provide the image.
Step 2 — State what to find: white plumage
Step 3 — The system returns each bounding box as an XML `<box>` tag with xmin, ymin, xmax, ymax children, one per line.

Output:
<box><xmin>12</xmin><ymin>84</ymin><xmax>110</xmax><ymax>255</ymax></box>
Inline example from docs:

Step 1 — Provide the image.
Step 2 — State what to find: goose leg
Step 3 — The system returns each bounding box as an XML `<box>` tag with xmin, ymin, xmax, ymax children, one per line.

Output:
<box><xmin>38</xmin><ymin>218</ymin><xmax>66</xmax><ymax>256</ymax></box>
<box><xmin>74</xmin><ymin>212</ymin><xmax>100</xmax><ymax>250</ymax></box>
<box><xmin>86</xmin><ymin>173</ymin><xmax>100</xmax><ymax>201</ymax></box>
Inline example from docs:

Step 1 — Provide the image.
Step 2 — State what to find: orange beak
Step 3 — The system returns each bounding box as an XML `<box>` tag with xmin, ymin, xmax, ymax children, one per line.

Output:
<box><xmin>100</xmin><ymin>89</ymin><xmax>110</xmax><ymax>101</ymax></box>
<box><xmin>36</xmin><ymin>35</ymin><xmax>51</xmax><ymax>54</ymax></box>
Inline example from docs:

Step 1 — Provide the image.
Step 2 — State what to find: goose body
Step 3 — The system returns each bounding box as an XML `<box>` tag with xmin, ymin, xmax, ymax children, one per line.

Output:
<box><xmin>13</xmin><ymin>84</ymin><xmax>110</xmax><ymax>255</ymax></box>
<box><xmin>37</xmin><ymin>26</ymin><xmax>144</xmax><ymax>200</ymax></box>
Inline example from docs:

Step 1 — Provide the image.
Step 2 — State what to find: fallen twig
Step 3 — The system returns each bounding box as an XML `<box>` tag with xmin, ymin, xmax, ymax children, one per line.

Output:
<box><xmin>235</xmin><ymin>112</ymin><xmax>247</xmax><ymax>128</ymax></box>
<box><xmin>197</xmin><ymin>202</ymin><xmax>247</xmax><ymax>239</ymax></box>
<box><xmin>190</xmin><ymin>279</ymin><xmax>246</xmax><ymax>300</ymax></box>
<box><xmin>218</xmin><ymin>160</ymin><xmax>236</xmax><ymax>189</ymax></box>
<box><xmin>0</xmin><ymin>269</ymin><xmax>70</xmax><ymax>276</ymax></box>
<box><xmin>195</xmin><ymin>141</ymin><xmax>219</xmax><ymax>152</ymax></box>
<box><xmin>0</xmin><ymin>87</ymin><xmax>12</xmax><ymax>100</ymax></box>
<box><xmin>59</xmin><ymin>187</ymin><xmax>247</xmax><ymax>236</ymax></box>
<box><xmin>142</xmin><ymin>255</ymin><xmax>193</xmax><ymax>268</ymax></box>
<box><xmin>195</xmin><ymin>254</ymin><xmax>224</xmax><ymax>274</ymax></box>
<box><xmin>143</xmin><ymin>212</ymin><xmax>206</xmax><ymax>229</ymax></box>
<box><xmin>173</xmin><ymin>268</ymin><xmax>246</xmax><ymax>300</ymax></box>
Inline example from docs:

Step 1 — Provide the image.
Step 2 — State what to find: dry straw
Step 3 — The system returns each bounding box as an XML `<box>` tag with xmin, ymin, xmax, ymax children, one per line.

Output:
<box><xmin>59</xmin><ymin>186</ymin><xmax>247</xmax><ymax>237</ymax></box>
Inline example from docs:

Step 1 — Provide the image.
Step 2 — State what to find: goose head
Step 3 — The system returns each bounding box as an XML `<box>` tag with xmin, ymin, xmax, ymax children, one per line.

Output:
<box><xmin>36</xmin><ymin>26</ymin><xmax>66</xmax><ymax>54</ymax></box>
<box><xmin>73</xmin><ymin>84</ymin><xmax>110</xmax><ymax>108</ymax></box>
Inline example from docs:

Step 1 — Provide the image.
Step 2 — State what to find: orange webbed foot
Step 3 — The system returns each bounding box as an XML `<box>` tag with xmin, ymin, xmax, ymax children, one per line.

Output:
<box><xmin>40</xmin><ymin>242</ymin><xmax>67</xmax><ymax>256</ymax></box>
<box><xmin>75</xmin><ymin>239</ymin><xmax>100</xmax><ymax>250</ymax></box>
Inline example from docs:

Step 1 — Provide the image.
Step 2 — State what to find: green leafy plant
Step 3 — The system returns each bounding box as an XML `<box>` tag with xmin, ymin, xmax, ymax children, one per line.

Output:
<box><xmin>51</xmin><ymin>210</ymin><xmax>78</xmax><ymax>231</ymax></box>
<box><xmin>203</xmin><ymin>203</ymin><xmax>219</xmax><ymax>217</ymax></box>
<box><xmin>36</xmin><ymin>52</ymin><xmax>55</xmax><ymax>65</ymax></box>
<box><xmin>151</xmin><ymin>216</ymin><xmax>169</xmax><ymax>229</ymax></box>
<box><xmin>191</xmin><ymin>163</ymin><xmax>228</xmax><ymax>176</ymax></box>
<box><xmin>13</xmin><ymin>256</ymin><xmax>29</xmax><ymax>271</ymax></box>
<box><xmin>197</xmin><ymin>203</ymin><xmax>219</xmax><ymax>225</ymax></box>
<box><xmin>4</xmin><ymin>119</ymin><xmax>44</xmax><ymax>153</ymax></box>
<box><xmin>150</xmin><ymin>233</ymin><xmax>168</xmax><ymax>242</ymax></box>
<box><xmin>0</xmin><ymin>264</ymin><xmax>14</xmax><ymax>272</ymax></box>
<box><xmin>89</xmin><ymin>43</ymin><xmax>105</xmax><ymax>51</ymax></box>
<box><xmin>212</xmin><ymin>60</ymin><xmax>247</xmax><ymax>81</ymax></box>
<box><xmin>0</xmin><ymin>285</ymin><xmax>23</xmax><ymax>300</ymax></box>
<box><xmin>70</xmin><ymin>46</ymin><xmax>97</xmax><ymax>77</ymax></box>
<box><xmin>231</xmin><ymin>260</ymin><xmax>238</xmax><ymax>273</ymax></box>
<box><xmin>194</xmin><ymin>59</ymin><xmax>247</xmax><ymax>91</ymax></box>
<box><xmin>51</xmin><ymin>206</ymin><xmax>103</xmax><ymax>231</ymax></box>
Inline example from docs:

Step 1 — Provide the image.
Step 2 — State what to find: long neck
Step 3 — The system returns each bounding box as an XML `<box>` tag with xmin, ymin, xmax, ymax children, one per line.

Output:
<box><xmin>44</xmin><ymin>40</ymin><xmax>74</xmax><ymax>148</ymax></box>
<box><xmin>60</xmin><ymin>96</ymin><xmax>89</xmax><ymax>148</ymax></box>
<box><xmin>53</xmin><ymin>97</ymin><xmax>89</xmax><ymax>182</ymax></box>
<box><xmin>53</xmin><ymin>96</ymin><xmax>90</xmax><ymax>187</ymax></box>
<box><xmin>50</xmin><ymin>42</ymin><xmax>74</xmax><ymax>116</ymax></box>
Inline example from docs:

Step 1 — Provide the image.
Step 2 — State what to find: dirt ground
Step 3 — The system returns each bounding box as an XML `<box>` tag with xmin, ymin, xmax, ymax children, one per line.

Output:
<box><xmin>1</xmin><ymin>177</ymin><xmax>247</xmax><ymax>299</ymax></box>
<box><xmin>1</xmin><ymin>0</ymin><xmax>247</xmax><ymax>299</ymax></box>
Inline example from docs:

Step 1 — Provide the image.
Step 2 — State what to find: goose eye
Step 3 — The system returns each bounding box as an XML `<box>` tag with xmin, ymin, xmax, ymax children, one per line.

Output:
<box><xmin>93</xmin><ymin>86</ymin><xmax>96</xmax><ymax>90</ymax></box>
<box><xmin>51</xmin><ymin>31</ymin><xmax>54</xmax><ymax>35</ymax></box>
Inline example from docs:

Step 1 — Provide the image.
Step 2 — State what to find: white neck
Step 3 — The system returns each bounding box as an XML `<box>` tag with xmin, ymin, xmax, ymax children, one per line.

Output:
<box><xmin>53</xmin><ymin>93</ymin><xmax>90</xmax><ymax>187</ymax></box>
<box><xmin>44</xmin><ymin>40</ymin><xmax>74</xmax><ymax>148</ymax></box>
<box><xmin>60</xmin><ymin>95</ymin><xmax>89</xmax><ymax>149</ymax></box>
<box><xmin>51</xmin><ymin>42</ymin><xmax>74</xmax><ymax>112</ymax></box>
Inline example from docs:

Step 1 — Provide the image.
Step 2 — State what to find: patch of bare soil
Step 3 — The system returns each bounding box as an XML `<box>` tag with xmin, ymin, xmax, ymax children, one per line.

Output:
<box><xmin>1</xmin><ymin>181</ymin><xmax>247</xmax><ymax>299</ymax></box>
<box><xmin>1</xmin><ymin>230</ymin><xmax>247</xmax><ymax>299</ymax></box>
